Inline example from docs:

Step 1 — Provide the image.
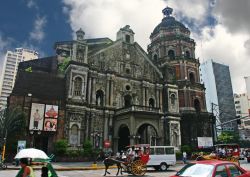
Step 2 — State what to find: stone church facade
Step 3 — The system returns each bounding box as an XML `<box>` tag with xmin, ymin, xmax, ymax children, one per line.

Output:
<box><xmin>9</xmin><ymin>7</ymin><xmax>213</xmax><ymax>153</ymax></box>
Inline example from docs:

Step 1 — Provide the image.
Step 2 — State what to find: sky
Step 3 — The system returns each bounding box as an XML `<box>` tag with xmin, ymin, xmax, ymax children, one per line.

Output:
<box><xmin>0</xmin><ymin>0</ymin><xmax>250</xmax><ymax>94</ymax></box>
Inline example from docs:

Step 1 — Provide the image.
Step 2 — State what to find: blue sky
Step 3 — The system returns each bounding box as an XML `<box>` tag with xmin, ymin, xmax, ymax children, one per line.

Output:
<box><xmin>0</xmin><ymin>0</ymin><xmax>250</xmax><ymax>94</ymax></box>
<box><xmin>0</xmin><ymin>0</ymin><xmax>71</xmax><ymax>56</ymax></box>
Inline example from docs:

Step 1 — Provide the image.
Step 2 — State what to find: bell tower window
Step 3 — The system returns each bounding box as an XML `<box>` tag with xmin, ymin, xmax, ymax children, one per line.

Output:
<box><xmin>189</xmin><ymin>72</ymin><xmax>195</xmax><ymax>83</ymax></box>
<box><xmin>125</xmin><ymin>35</ymin><xmax>130</xmax><ymax>43</ymax></box>
<box><xmin>194</xmin><ymin>99</ymin><xmax>201</xmax><ymax>112</ymax></box>
<box><xmin>168</xmin><ymin>50</ymin><xmax>175</xmax><ymax>59</ymax></box>
<box><xmin>153</xmin><ymin>54</ymin><xmax>158</xmax><ymax>62</ymax></box>
<box><xmin>185</xmin><ymin>51</ymin><xmax>190</xmax><ymax>58</ymax></box>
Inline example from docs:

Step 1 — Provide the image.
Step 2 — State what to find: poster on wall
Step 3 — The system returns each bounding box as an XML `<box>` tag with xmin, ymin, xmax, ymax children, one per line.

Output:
<box><xmin>43</xmin><ymin>118</ymin><xmax>57</xmax><ymax>131</ymax></box>
<box><xmin>29</xmin><ymin>103</ymin><xmax>45</xmax><ymax>130</ymax></box>
<box><xmin>45</xmin><ymin>105</ymin><xmax>58</xmax><ymax>118</ymax></box>
<box><xmin>197</xmin><ymin>137</ymin><xmax>213</xmax><ymax>148</ymax></box>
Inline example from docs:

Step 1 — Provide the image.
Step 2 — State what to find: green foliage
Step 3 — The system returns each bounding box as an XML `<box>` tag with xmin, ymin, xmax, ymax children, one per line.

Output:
<box><xmin>82</xmin><ymin>140</ymin><xmax>93</xmax><ymax>157</ymax></box>
<box><xmin>175</xmin><ymin>151</ymin><xmax>182</xmax><ymax>160</ymax></box>
<box><xmin>181</xmin><ymin>145</ymin><xmax>193</xmax><ymax>154</ymax></box>
<box><xmin>25</xmin><ymin>67</ymin><xmax>32</xmax><ymax>72</ymax></box>
<box><xmin>65</xmin><ymin>150</ymin><xmax>80</xmax><ymax>157</ymax></box>
<box><xmin>58</xmin><ymin>57</ymin><xmax>70</xmax><ymax>73</ymax></box>
<box><xmin>54</xmin><ymin>139</ymin><xmax>68</xmax><ymax>155</ymax></box>
<box><xmin>217</xmin><ymin>131</ymin><xmax>239</xmax><ymax>144</ymax></box>
<box><xmin>0</xmin><ymin>107</ymin><xmax>25</xmax><ymax>147</ymax></box>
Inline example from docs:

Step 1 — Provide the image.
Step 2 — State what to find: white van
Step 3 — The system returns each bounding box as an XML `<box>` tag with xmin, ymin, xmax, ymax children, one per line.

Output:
<box><xmin>147</xmin><ymin>146</ymin><xmax>176</xmax><ymax>171</ymax></box>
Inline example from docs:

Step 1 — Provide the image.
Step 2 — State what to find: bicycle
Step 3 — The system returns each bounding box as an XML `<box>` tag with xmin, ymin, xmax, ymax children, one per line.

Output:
<box><xmin>0</xmin><ymin>159</ymin><xmax>7</xmax><ymax>170</ymax></box>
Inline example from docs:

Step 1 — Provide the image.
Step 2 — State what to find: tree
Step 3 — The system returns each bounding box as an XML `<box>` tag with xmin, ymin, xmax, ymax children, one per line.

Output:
<box><xmin>0</xmin><ymin>107</ymin><xmax>26</xmax><ymax>147</ymax></box>
<box><xmin>217</xmin><ymin>131</ymin><xmax>239</xmax><ymax>144</ymax></box>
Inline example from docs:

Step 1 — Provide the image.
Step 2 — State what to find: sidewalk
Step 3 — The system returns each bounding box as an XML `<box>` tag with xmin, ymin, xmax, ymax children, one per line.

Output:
<box><xmin>6</xmin><ymin>160</ymin><xmax>188</xmax><ymax>171</ymax></box>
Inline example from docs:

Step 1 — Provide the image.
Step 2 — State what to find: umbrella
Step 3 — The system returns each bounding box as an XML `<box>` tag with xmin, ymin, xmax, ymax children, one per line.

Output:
<box><xmin>14</xmin><ymin>148</ymin><xmax>49</xmax><ymax>159</ymax></box>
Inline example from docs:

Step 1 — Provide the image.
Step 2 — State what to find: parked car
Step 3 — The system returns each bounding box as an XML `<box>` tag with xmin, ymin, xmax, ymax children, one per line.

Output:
<box><xmin>170</xmin><ymin>160</ymin><xmax>250</xmax><ymax>177</ymax></box>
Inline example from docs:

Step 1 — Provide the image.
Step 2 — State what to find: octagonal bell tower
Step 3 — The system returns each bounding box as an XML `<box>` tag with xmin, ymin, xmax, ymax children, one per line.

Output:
<box><xmin>148</xmin><ymin>7</ymin><xmax>214</xmax><ymax>146</ymax></box>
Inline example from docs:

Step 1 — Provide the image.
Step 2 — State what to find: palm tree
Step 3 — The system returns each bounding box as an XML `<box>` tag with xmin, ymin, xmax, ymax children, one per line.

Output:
<box><xmin>0</xmin><ymin>107</ymin><xmax>26</xmax><ymax>149</ymax></box>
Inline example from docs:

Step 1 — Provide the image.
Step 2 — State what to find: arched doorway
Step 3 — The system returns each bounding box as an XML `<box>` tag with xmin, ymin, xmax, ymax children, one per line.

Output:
<box><xmin>124</xmin><ymin>95</ymin><xmax>132</xmax><ymax>107</ymax></box>
<box><xmin>118</xmin><ymin>125</ymin><xmax>130</xmax><ymax>151</ymax></box>
<box><xmin>137</xmin><ymin>124</ymin><xmax>157</xmax><ymax>145</ymax></box>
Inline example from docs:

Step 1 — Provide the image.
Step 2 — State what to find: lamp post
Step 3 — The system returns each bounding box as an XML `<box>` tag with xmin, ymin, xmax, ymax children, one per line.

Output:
<box><xmin>29</xmin><ymin>129</ymin><xmax>41</xmax><ymax>148</ymax></box>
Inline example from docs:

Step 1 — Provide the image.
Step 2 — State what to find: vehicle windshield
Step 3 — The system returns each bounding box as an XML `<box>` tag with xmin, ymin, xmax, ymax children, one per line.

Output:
<box><xmin>176</xmin><ymin>163</ymin><xmax>214</xmax><ymax>177</ymax></box>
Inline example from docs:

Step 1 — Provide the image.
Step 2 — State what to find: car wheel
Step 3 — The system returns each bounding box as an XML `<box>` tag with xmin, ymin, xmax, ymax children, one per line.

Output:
<box><xmin>160</xmin><ymin>163</ymin><xmax>168</xmax><ymax>171</ymax></box>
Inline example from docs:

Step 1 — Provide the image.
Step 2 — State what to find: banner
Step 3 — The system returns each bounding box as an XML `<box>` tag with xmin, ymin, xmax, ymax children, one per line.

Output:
<box><xmin>29</xmin><ymin>103</ymin><xmax>45</xmax><ymax>130</ymax></box>
<box><xmin>17</xmin><ymin>140</ymin><xmax>26</xmax><ymax>153</ymax></box>
<box><xmin>44</xmin><ymin>118</ymin><xmax>57</xmax><ymax>131</ymax></box>
<box><xmin>45</xmin><ymin>105</ymin><xmax>58</xmax><ymax>118</ymax></box>
<box><xmin>197</xmin><ymin>137</ymin><xmax>213</xmax><ymax>148</ymax></box>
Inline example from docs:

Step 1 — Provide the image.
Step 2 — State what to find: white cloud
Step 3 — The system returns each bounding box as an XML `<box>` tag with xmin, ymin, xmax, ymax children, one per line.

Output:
<box><xmin>195</xmin><ymin>25</ymin><xmax>250</xmax><ymax>93</ymax></box>
<box><xmin>62</xmin><ymin>0</ymin><xmax>250</xmax><ymax>93</ymax></box>
<box><xmin>26</xmin><ymin>0</ymin><xmax>38</xmax><ymax>9</ymax></box>
<box><xmin>29</xmin><ymin>16</ymin><xmax>47</xmax><ymax>43</ymax></box>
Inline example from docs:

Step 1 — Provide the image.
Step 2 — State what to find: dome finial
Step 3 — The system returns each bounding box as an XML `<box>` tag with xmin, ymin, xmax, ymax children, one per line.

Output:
<box><xmin>162</xmin><ymin>6</ymin><xmax>173</xmax><ymax>17</ymax></box>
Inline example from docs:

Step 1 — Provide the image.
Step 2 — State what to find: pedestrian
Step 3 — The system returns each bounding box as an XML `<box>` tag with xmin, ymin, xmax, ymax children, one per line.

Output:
<box><xmin>41</xmin><ymin>166</ymin><xmax>49</xmax><ymax>177</ymax></box>
<box><xmin>182</xmin><ymin>151</ymin><xmax>187</xmax><ymax>164</ymax></box>
<box><xmin>19</xmin><ymin>158</ymin><xmax>35</xmax><ymax>177</ymax></box>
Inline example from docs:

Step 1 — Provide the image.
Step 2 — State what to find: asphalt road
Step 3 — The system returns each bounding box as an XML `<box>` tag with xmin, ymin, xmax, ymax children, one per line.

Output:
<box><xmin>0</xmin><ymin>160</ymin><xmax>249</xmax><ymax>177</ymax></box>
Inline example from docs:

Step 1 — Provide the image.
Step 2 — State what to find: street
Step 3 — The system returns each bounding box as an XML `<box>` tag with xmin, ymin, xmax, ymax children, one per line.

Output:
<box><xmin>0</xmin><ymin>160</ymin><xmax>249</xmax><ymax>177</ymax></box>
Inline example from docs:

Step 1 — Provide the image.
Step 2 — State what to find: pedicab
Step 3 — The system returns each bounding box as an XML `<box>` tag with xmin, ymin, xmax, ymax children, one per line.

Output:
<box><xmin>14</xmin><ymin>148</ymin><xmax>58</xmax><ymax>177</ymax></box>
<box><xmin>104</xmin><ymin>144</ymin><xmax>150</xmax><ymax>176</ymax></box>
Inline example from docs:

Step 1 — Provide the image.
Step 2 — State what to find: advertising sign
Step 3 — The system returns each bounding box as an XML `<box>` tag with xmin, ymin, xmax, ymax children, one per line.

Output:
<box><xmin>29</xmin><ymin>103</ymin><xmax>45</xmax><ymax>130</ymax></box>
<box><xmin>17</xmin><ymin>140</ymin><xmax>26</xmax><ymax>153</ymax></box>
<box><xmin>43</xmin><ymin>118</ymin><xmax>57</xmax><ymax>131</ymax></box>
<box><xmin>45</xmin><ymin>105</ymin><xmax>58</xmax><ymax>118</ymax></box>
<box><xmin>197</xmin><ymin>137</ymin><xmax>213</xmax><ymax>148</ymax></box>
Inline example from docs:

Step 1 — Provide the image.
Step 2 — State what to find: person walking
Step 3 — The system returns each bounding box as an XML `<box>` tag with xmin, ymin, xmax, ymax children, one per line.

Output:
<box><xmin>182</xmin><ymin>151</ymin><xmax>187</xmax><ymax>164</ymax></box>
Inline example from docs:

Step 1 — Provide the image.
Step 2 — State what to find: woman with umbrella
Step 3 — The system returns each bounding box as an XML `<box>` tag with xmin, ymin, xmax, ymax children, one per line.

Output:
<box><xmin>19</xmin><ymin>158</ymin><xmax>34</xmax><ymax>177</ymax></box>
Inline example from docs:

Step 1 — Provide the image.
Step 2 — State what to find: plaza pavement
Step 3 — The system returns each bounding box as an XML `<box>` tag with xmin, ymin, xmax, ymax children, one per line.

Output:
<box><xmin>5</xmin><ymin>160</ymin><xmax>187</xmax><ymax>171</ymax></box>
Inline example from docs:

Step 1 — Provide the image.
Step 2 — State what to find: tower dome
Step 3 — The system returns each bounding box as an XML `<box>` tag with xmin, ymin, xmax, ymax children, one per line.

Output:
<box><xmin>150</xmin><ymin>7</ymin><xmax>190</xmax><ymax>40</ymax></box>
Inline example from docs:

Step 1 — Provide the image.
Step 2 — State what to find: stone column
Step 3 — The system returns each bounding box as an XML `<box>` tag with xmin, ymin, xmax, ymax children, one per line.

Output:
<box><xmin>91</xmin><ymin>77</ymin><xmax>96</xmax><ymax>104</ymax></box>
<box><xmin>142</xmin><ymin>86</ymin><xmax>145</xmax><ymax>106</ymax></box>
<box><xmin>110</xmin><ymin>79</ymin><xmax>114</xmax><ymax>106</ymax></box>
<box><xmin>103</xmin><ymin>110</ymin><xmax>109</xmax><ymax>140</ymax></box>
<box><xmin>88</xmin><ymin>77</ymin><xmax>92</xmax><ymax>103</ymax></box>
<box><xmin>106</xmin><ymin>77</ymin><xmax>110</xmax><ymax>106</ymax></box>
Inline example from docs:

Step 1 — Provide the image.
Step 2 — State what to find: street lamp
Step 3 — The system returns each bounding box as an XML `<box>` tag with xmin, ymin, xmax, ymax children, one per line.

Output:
<box><xmin>29</xmin><ymin>129</ymin><xmax>41</xmax><ymax>148</ymax></box>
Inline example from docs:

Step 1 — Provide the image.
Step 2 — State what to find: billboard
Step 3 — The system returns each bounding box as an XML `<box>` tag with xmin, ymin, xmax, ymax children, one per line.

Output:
<box><xmin>43</xmin><ymin>118</ymin><xmax>57</xmax><ymax>131</ymax></box>
<box><xmin>45</xmin><ymin>105</ymin><xmax>58</xmax><ymax>118</ymax></box>
<box><xmin>29</xmin><ymin>103</ymin><xmax>45</xmax><ymax>130</ymax></box>
<box><xmin>197</xmin><ymin>137</ymin><xmax>213</xmax><ymax>148</ymax></box>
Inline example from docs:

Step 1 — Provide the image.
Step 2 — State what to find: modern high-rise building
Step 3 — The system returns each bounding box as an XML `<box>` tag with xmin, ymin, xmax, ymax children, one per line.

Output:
<box><xmin>0</xmin><ymin>48</ymin><xmax>39</xmax><ymax>109</ymax></box>
<box><xmin>200</xmin><ymin>59</ymin><xmax>237</xmax><ymax>132</ymax></box>
<box><xmin>234</xmin><ymin>93</ymin><xmax>250</xmax><ymax>140</ymax></box>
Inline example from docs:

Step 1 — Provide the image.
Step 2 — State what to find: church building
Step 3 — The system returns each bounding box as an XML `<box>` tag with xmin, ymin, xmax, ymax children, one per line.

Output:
<box><xmin>8</xmin><ymin>7</ymin><xmax>214</xmax><ymax>153</ymax></box>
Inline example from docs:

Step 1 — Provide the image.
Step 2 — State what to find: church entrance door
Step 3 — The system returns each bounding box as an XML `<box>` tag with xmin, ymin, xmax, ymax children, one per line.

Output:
<box><xmin>118</xmin><ymin>125</ymin><xmax>130</xmax><ymax>151</ymax></box>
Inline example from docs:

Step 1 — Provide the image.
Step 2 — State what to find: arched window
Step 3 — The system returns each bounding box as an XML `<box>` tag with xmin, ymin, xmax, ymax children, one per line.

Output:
<box><xmin>149</xmin><ymin>98</ymin><xmax>155</xmax><ymax>108</ymax></box>
<box><xmin>185</xmin><ymin>51</ymin><xmax>190</xmax><ymax>58</ymax></box>
<box><xmin>168</xmin><ymin>50</ymin><xmax>175</xmax><ymax>59</ymax></box>
<box><xmin>170</xmin><ymin>94</ymin><xmax>176</xmax><ymax>105</ymax></box>
<box><xmin>124</xmin><ymin>95</ymin><xmax>132</xmax><ymax>107</ymax></box>
<box><xmin>96</xmin><ymin>90</ymin><xmax>104</xmax><ymax>106</ymax></box>
<box><xmin>153</xmin><ymin>54</ymin><xmax>158</xmax><ymax>62</ymax></box>
<box><xmin>74</xmin><ymin>77</ymin><xmax>82</xmax><ymax>96</ymax></box>
<box><xmin>189</xmin><ymin>72</ymin><xmax>195</xmax><ymax>83</ymax></box>
<box><xmin>125</xmin><ymin>35</ymin><xmax>130</xmax><ymax>43</ymax></box>
<box><xmin>194</xmin><ymin>99</ymin><xmax>201</xmax><ymax>112</ymax></box>
<box><xmin>70</xmin><ymin>124</ymin><xmax>79</xmax><ymax>146</ymax></box>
